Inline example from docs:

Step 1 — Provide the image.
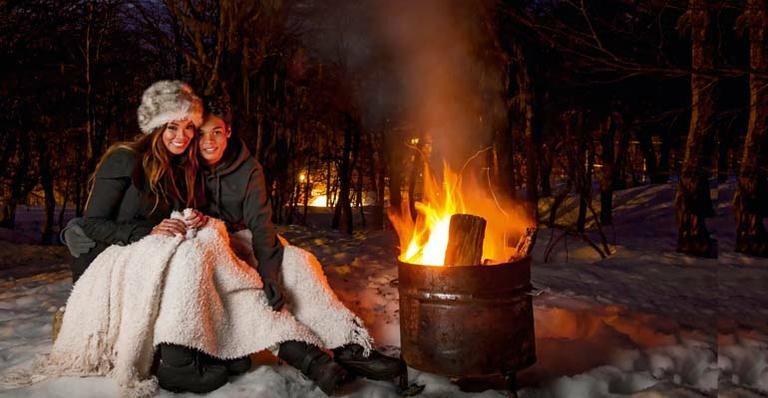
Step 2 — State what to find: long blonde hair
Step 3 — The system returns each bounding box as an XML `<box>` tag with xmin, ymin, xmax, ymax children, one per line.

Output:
<box><xmin>89</xmin><ymin>125</ymin><xmax>201</xmax><ymax>213</ymax></box>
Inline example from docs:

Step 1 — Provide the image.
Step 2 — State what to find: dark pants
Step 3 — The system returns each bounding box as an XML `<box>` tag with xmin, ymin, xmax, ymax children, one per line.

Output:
<box><xmin>69</xmin><ymin>242</ymin><xmax>109</xmax><ymax>283</ymax></box>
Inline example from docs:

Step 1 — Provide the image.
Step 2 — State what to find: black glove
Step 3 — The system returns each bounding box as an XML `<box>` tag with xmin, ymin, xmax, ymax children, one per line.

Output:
<box><xmin>263</xmin><ymin>279</ymin><xmax>285</xmax><ymax>311</ymax></box>
<box><xmin>61</xmin><ymin>218</ymin><xmax>96</xmax><ymax>258</ymax></box>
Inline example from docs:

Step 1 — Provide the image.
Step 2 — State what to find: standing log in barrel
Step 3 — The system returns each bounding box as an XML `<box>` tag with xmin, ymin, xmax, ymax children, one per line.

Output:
<box><xmin>444</xmin><ymin>214</ymin><xmax>487</xmax><ymax>266</ymax></box>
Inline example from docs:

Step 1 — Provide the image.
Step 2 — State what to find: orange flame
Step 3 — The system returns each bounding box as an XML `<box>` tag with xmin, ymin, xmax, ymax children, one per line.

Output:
<box><xmin>389</xmin><ymin>163</ymin><xmax>531</xmax><ymax>266</ymax></box>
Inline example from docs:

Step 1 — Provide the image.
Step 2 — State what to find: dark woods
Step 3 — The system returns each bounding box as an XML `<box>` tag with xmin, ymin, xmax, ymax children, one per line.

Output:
<box><xmin>0</xmin><ymin>1</ymin><xmax>765</xmax><ymax>258</ymax></box>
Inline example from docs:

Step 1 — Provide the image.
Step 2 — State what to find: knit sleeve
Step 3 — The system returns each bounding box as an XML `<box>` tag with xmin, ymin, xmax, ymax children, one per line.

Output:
<box><xmin>242</xmin><ymin>161</ymin><xmax>284</xmax><ymax>282</ymax></box>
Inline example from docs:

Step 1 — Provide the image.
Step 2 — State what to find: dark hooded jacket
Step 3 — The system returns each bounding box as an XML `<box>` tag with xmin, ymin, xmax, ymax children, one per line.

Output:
<box><xmin>71</xmin><ymin>148</ymin><xmax>182</xmax><ymax>281</ymax></box>
<box><xmin>200</xmin><ymin>138</ymin><xmax>284</xmax><ymax>285</ymax></box>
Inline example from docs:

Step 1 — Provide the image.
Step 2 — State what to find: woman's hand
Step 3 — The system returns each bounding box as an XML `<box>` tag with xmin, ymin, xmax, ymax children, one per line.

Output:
<box><xmin>184</xmin><ymin>209</ymin><xmax>209</xmax><ymax>229</ymax></box>
<box><xmin>150</xmin><ymin>218</ymin><xmax>188</xmax><ymax>237</ymax></box>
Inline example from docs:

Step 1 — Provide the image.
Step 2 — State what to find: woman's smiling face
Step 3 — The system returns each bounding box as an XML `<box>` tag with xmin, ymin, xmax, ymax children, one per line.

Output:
<box><xmin>199</xmin><ymin>115</ymin><xmax>230</xmax><ymax>165</ymax></box>
<box><xmin>162</xmin><ymin>118</ymin><xmax>196</xmax><ymax>155</ymax></box>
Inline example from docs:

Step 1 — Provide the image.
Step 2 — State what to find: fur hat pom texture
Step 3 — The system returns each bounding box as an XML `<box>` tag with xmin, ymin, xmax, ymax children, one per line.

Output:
<box><xmin>137</xmin><ymin>80</ymin><xmax>203</xmax><ymax>134</ymax></box>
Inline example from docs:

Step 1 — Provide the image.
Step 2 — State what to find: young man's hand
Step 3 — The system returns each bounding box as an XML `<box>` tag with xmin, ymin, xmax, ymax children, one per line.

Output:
<box><xmin>263</xmin><ymin>280</ymin><xmax>285</xmax><ymax>311</ymax></box>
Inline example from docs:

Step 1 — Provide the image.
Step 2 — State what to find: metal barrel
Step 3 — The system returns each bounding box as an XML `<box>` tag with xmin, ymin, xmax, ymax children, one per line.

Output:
<box><xmin>397</xmin><ymin>258</ymin><xmax>536</xmax><ymax>377</ymax></box>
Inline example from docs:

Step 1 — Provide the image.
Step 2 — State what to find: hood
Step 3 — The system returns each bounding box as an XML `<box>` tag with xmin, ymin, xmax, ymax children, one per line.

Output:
<box><xmin>203</xmin><ymin>138</ymin><xmax>252</xmax><ymax>218</ymax></box>
<box><xmin>204</xmin><ymin>138</ymin><xmax>250</xmax><ymax>178</ymax></box>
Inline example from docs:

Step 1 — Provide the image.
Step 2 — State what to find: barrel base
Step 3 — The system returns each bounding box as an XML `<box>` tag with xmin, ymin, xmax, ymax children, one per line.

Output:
<box><xmin>451</xmin><ymin>365</ymin><xmax>532</xmax><ymax>395</ymax></box>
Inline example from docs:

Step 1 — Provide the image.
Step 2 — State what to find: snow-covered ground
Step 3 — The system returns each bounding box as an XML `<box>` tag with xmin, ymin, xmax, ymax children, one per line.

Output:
<box><xmin>1</xmin><ymin>182</ymin><xmax>766</xmax><ymax>397</ymax></box>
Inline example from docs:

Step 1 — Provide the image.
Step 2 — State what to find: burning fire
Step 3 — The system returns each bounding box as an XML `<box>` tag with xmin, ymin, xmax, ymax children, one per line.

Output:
<box><xmin>389</xmin><ymin>163</ymin><xmax>531</xmax><ymax>266</ymax></box>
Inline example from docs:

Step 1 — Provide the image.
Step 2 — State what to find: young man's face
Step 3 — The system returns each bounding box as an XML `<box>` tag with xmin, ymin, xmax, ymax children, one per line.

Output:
<box><xmin>199</xmin><ymin>115</ymin><xmax>230</xmax><ymax>165</ymax></box>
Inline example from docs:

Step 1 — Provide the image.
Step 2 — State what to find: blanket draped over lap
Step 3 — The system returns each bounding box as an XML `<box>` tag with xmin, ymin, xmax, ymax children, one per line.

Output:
<box><xmin>12</xmin><ymin>211</ymin><xmax>372</xmax><ymax>397</ymax></box>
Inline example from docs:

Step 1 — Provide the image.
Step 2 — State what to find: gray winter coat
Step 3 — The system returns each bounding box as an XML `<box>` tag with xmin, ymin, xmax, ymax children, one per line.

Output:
<box><xmin>200</xmin><ymin>139</ymin><xmax>284</xmax><ymax>285</ymax></box>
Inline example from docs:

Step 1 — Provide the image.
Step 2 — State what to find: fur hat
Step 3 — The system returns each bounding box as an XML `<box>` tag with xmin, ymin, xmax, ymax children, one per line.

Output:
<box><xmin>137</xmin><ymin>80</ymin><xmax>203</xmax><ymax>134</ymax></box>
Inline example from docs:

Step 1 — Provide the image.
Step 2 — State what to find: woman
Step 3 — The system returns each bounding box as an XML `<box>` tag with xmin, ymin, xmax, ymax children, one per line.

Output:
<box><xmin>70</xmin><ymin>80</ymin><xmax>207</xmax><ymax>281</ymax></box>
<box><xmin>195</xmin><ymin>94</ymin><xmax>404</xmax><ymax>395</ymax></box>
<box><xmin>66</xmin><ymin>80</ymin><xmax>230</xmax><ymax>393</ymax></box>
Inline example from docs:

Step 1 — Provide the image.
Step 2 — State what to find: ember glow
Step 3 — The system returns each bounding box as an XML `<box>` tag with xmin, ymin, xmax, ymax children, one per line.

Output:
<box><xmin>389</xmin><ymin>163</ymin><xmax>531</xmax><ymax>266</ymax></box>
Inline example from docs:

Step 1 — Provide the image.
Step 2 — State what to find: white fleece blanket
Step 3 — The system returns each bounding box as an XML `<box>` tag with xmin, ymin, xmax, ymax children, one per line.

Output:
<box><xmin>5</xmin><ymin>212</ymin><xmax>372</xmax><ymax>397</ymax></box>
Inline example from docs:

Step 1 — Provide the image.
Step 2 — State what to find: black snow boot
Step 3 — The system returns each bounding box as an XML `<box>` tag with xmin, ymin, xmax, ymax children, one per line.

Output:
<box><xmin>207</xmin><ymin>354</ymin><xmax>252</xmax><ymax>376</ymax></box>
<box><xmin>278</xmin><ymin>340</ymin><xmax>352</xmax><ymax>396</ymax></box>
<box><xmin>333</xmin><ymin>344</ymin><xmax>404</xmax><ymax>381</ymax></box>
<box><xmin>156</xmin><ymin>344</ymin><xmax>230</xmax><ymax>394</ymax></box>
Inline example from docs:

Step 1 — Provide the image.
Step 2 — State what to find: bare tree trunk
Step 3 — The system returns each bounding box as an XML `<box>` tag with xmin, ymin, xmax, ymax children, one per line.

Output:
<box><xmin>599</xmin><ymin>114</ymin><xmax>617</xmax><ymax>226</ymax></box>
<box><xmin>384</xmin><ymin>131</ymin><xmax>404</xmax><ymax>220</ymax></box>
<box><xmin>0</xmin><ymin>129</ymin><xmax>19</xmax><ymax>222</ymax></box>
<box><xmin>495</xmin><ymin>140</ymin><xmax>517</xmax><ymax>197</ymax></box>
<box><xmin>511</xmin><ymin>40</ymin><xmax>539</xmax><ymax>220</ymax></box>
<box><xmin>406</xmin><ymin>137</ymin><xmax>424</xmax><ymax>222</ymax></box>
<box><xmin>388</xmin><ymin>166</ymin><xmax>402</xmax><ymax>214</ymax></box>
<box><xmin>85</xmin><ymin>0</ymin><xmax>94</xmax><ymax>161</ymax></box>
<box><xmin>717</xmin><ymin>122</ymin><xmax>731</xmax><ymax>184</ymax></box>
<box><xmin>39</xmin><ymin>136</ymin><xmax>55</xmax><ymax>244</ymax></box>
<box><xmin>657</xmin><ymin>130</ymin><xmax>672</xmax><ymax>184</ymax></box>
<box><xmin>84</xmin><ymin>0</ymin><xmax>106</xmax><ymax>168</ymax></box>
<box><xmin>638</xmin><ymin>131</ymin><xmax>660</xmax><ymax>184</ymax></box>
<box><xmin>273</xmin><ymin>180</ymin><xmax>285</xmax><ymax>225</ymax></box>
<box><xmin>355</xmin><ymin>168</ymin><xmax>366</xmax><ymax>228</ymax></box>
<box><xmin>367</xmin><ymin>130</ymin><xmax>384</xmax><ymax>229</ymax></box>
<box><xmin>581</xmin><ymin>148</ymin><xmax>595</xmax><ymax>232</ymax></box>
<box><xmin>351</xmin><ymin>116</ymin><xmax>363</xmax><ymax>229</ymax></box>
<box><xmin>540</xmin><ymin>145</ymin><xmax>553</xmax><ymax>198</ymax></box>
<box><xmin>58</xmin><ymin>183</ymin><xmax>69</xmax><ymax>232</ymax></box>
<box><xmin>733</xmin><ymin>0</ymin><xmax>768</xmax><ymax>256</ymax></box>
<box><xmin>75</xmin><ymin>146</ymin><xmax>85</xmax><ymax>216</ymax></box>
<box><xmin>332</xmin><ymin>117</ymin><xmax>355</xmax><ymax>234</ymax></box>
<box><xmin>1</xmin><ymin>138</ymin><xmax>33</xmax><ymax>228</ymax></box>
<box><xmin>81</xmin><ymin>0</ymin><xmax>109</xmax><ymax>214</ymax></box>
<box><xmin>0</xmin><ymin>132</ymin><xmax>17</xmax><ymax>186</ymax></box>
<box><xmin>302</xmin><ymin>162</ymin><xmax>311</xmax><ymax>225</ymax></box>
<box><xmin>287</xmin><ymin>179</ymin><xmax>298</xmax><ymax>224</ymax></box>
<box><xmin>172</xmin><ymin>16</ymin><xmax>184</xmax><ymax>77</ymax></box>
<box><xmin>407</xmin><ymin>147</ymin><xmax>419</xmax><ymax>222</ymax></box>
<box><xmin>675</xmin><ymin>0</ymin><xmax>718</xmax><ymax>258</ymax></box>
<box><xmin>576</xmin><ymin>118</ymin><xmax>592</xmax><ymax>233</ymax></box>
<box><xmin>329</xmin><ymin>176</ymin><xmax>338</xmax><ymax>208</ymax></box>
<box><xmin>325</xmin><ymin>154</ymin><xmax>332</xmax><ymax>207</ymax></box>
<box><xmin>613</xmin><ymin>117</ymin><xmax>630</xmax><ymax>190</ymax></box>
<box><xmin>372</xmin><ymin>154</ymin><xmax>386</xmax><ymax>229</ymax></box>
<box><xmin>498</xmin><ymin>77</ymin><xmax>516</xmax><ymax>198</ymax></box>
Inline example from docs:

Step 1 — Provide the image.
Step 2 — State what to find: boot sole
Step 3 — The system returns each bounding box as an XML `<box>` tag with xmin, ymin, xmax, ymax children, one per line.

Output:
<box><xmin>156</xmin><ymin>366</ymin><xmax>229</xmax><ymax>394</ymax></box>
<box><xmin>337</xmin><ymin>360</ymin><xmax>402</xmax><ymax>380</ymax></box>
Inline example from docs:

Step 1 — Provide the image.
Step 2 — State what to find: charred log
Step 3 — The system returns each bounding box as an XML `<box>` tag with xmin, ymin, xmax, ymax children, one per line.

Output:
<box><xmin>444</xmin><ymin>214</ymin><xmax>487</xmax><ymax>266</ymax></box>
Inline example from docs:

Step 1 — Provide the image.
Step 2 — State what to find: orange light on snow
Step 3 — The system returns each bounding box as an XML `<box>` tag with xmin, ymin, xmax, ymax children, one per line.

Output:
<box><xmin>389</xmin><ymin>163</ymin><xmax>530</xmax><ymax>266</ymax></box>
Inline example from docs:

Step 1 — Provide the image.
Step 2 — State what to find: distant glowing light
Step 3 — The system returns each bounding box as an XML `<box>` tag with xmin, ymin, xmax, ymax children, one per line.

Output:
<box><xmin>299</xmin><ymin>173</ymin><xmax>306</xmax><ymax>183</ymax></box>
<box><xmin>310</xmin><ymin>195</ymin><xmax>327</xmax><ymax>207</ymax></box>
